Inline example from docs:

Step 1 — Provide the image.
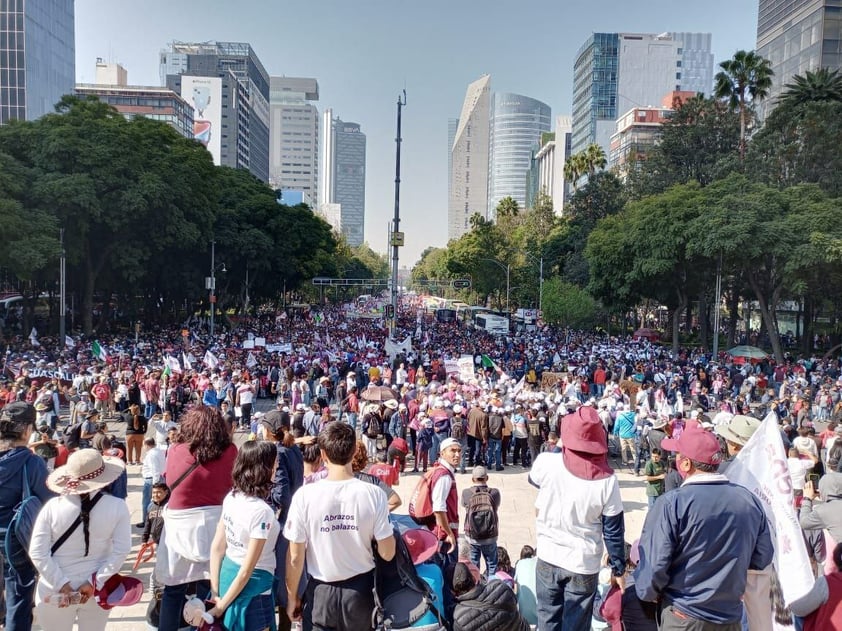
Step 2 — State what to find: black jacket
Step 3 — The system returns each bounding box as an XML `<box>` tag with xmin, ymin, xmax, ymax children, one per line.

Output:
<box><xmin>453</xmin><ymin>580</ymin><xmax>529</xmax><ymax>631</ymax></box>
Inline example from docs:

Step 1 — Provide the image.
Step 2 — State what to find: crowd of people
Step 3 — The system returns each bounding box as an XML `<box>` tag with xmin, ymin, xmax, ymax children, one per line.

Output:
<box><xmin>0</xmin><ymin>300</ymin><xmax>841</xmax><ymax>630</ymax></box>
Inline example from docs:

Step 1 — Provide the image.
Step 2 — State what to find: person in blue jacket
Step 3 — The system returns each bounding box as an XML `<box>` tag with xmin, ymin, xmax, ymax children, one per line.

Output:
<box><xmin>634</xmin><ymin>427</ymin><xmax>774</xmax><ymax>630</ymax></box>
<box><xmin>0</xmin><ymin>402</ymin><xmax>55</xmax><ymax>631</ymax></box>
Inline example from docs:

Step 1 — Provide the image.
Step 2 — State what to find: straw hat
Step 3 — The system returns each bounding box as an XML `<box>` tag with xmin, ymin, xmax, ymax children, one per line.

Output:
<box><xmin>47</xmin><ymin>449</ymin><xmax>125</xmax><ymax>495</ymax></box>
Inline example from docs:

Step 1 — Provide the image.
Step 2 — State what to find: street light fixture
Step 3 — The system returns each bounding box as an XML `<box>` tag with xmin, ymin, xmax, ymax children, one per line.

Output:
<box><xmin>481</xmin><ymin>258</ymin><xmax>510</xmax><ymax>314</ymax></box>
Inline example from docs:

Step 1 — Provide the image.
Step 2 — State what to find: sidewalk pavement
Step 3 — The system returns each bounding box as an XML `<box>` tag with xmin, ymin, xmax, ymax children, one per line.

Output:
<box><xmin>33</xmin><ymin>403</ymin><xmax>650</xmax><ymax>629</ymax></box>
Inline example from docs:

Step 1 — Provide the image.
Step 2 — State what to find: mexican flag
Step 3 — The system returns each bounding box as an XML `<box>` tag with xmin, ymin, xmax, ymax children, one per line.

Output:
<box><xmin>481</xmin><ymin>355</ymin><xmax>509</xmax><ymax>380</ymax></box>
<box><xmin>92</xmin><ymin>340</ymin><xmax>108</xmax><ymax>362</ymax></box>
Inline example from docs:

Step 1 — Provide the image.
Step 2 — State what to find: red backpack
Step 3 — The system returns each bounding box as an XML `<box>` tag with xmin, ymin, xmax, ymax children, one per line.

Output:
<box><xmin>408</xmin><ymin>465</ymin><xmax>452</xmax><ymax>527</ymax></box>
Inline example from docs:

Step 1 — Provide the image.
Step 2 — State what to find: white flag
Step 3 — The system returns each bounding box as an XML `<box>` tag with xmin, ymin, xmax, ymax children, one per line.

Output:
<box><xmin>165</xmin><ymin>355</ymin><xmax>182</xmax><ymax>374</ymax></box>
<box><xmin>29</xmin><ymin>327</ymin><xmax>39</xmax><ymax>347</ymax></box>
<box><xmin>182</xmin><ymin>352</ymin><xmax>192</xmax><ymax>371</ymax></box>
<box><xmin>246</xmin><ymin>352</ymin><xmax>258</xmax><ymax>368</ymax></box>
<box><xmin>725</xmin><ymin>413</ymin><xmax>813</xmax><ymax>605</ymax></box>
<box><xmin>203</xmin><ymin>350</ymin><xmax>219</xmax><ymax>370</ymax></box>
<box><xmin>64</xmin><ymin>335</ymin><xmax>75</xmax><ymax>349</ymax></box>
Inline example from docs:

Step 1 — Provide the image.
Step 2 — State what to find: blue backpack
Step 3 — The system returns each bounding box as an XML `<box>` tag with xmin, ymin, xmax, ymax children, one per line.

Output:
<box><xmin>4</xmin><ymin>463</ymin><xmax>43</xmax><ymax>586</ymax></box>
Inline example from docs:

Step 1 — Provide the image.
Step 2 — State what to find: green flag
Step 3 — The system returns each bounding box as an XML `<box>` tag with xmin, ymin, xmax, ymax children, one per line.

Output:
<box><xmin>92</xmin><ymin>340</ymin><xmax>108</xmax><ymax>362</ymax></box>
<box><xmin>481</xmin><ymin>355</ymin><xmax>496</xmax><ymax>369</ymax></box>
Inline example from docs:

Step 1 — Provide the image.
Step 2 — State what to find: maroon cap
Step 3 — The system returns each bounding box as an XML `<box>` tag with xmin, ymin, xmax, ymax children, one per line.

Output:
<box><xmin>661</xmin><ymin>428</ymin><xmax>722</xmax><ymax>466</ymax></box>
<box><xmin>561</xmin><ymin>406</ymin><xmax>608</xmax><ymax>455</ymax></box>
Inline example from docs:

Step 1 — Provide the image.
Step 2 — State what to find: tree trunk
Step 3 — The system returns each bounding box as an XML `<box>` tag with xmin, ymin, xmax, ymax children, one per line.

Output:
<box><xmin>699</xmin><ymin>289</ymin><xmax>709</xmax><ymax>350</ymax></box>
<box><xmin>727</xmin><ymin>289</ymin><xmax>739</xmax><ymax>349</ymax></box>
<box><xmin>747</xmin><ymin>275</ymin><xmax>784</xmax><ymax>363</ymax></box>
<box><xmin>673</xmin><ymin>291</ymin><xmax>687</xmax><ymax>360</ymax></box>
<box><xmin>801</xmin><ymin>296</ymin><xmax>814</xmax><ymax>356</ymax></box>
<box><xmin>739</xmin><ymin>102</ymin><xmax>746</xmax><ymax>161</ymax></box>
<box><xmin>82</xmin><ymin>257</ymin><xmax>95</xmax><ymax>335</ymax></box>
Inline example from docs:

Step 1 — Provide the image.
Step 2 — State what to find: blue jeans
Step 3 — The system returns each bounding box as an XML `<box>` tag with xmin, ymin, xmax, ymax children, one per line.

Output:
<box><xmin>458</xmin><ymin>437</ymin><xmax>469</xmax><ymax>472</ymax></box>
<box><xmin>430</xmin><ymin>432</ymin><xmax>443</xmax><ymax>461</ymax></box>
<box><xmin>486</xmin><ymin>438</ymin><xmax>502</xmax><ymax>469</ymax></box>
<box><xmin>158</xmin><ymin>580</ymin><xmax>211</xmax><ymax>631</ymax></box>
<box><xmin>347</xmin><ymin>412</ymin><xmax>357</xmax><ymax>432</ymax></box>
<box><xmin>3</xmin><ymin>555</ymin><xmax>36</xmax><ymax>631</ymax></box>
<box><xmin>469</xmin><ymin>542</ymin><xmax>498</xmax><ymax>577</ymax></box>
<box><xmin>145</xmin><ymin>402</ymin><xmax>157</xmax><ymax>419</ymax></box>
<box><xmin>647</xmin><ymin>495</ymin><xmax>658</xmax><ymax>509</ymax></box>
<box><xmin>142</xmin><ymin>478</ymin><xmax>152</xmax><ymax>524</ymax></box>
<box><xmin>536</xmin><ymin>558</ymin><xmax>598</xmax><ymax>631</ymax></box>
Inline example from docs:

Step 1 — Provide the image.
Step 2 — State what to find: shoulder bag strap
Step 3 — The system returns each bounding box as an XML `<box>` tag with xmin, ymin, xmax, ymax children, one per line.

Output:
<box><xmin>166</xmin><ymin>460</ymin><xmax>201</xmax><ymax>494</ymax></box>
<box><xmin>21</xmin><ymin>462</ymin><xmax>31</xmax><ymax>500</ymax></box>
<box><xmin>50</xmin><ymin>492</ymin><xmax>104</xmax><ymax>555</ymax></box>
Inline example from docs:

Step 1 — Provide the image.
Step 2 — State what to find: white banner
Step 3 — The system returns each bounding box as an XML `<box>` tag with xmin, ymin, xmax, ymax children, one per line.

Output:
<box><xmin>725</xmin><ymin>413</ymin><xmax>813</xmax><ymax>605</ymax></box>
<box><xmin>384</xmin><ymin>335</ymin><xmax>413</xmax><ymax>359</ymax></box>
<box><xmin>254</xmin><ymin>337</ymin><xmax>266</xmax><ymax>347</ymax></box>
<box><xmin>444</xmin><ymin>359</ymin><xmax>459</xmax><ymax>377</ymax></box>
<box><xmin>457</xmin><ymin>356</ymin><xmax>475</xmax><ymax>382</ymax></box>
<box><xmin>242</xmin><ymin>340</ymin><xmax>255</xmax><ymax>349</ymax></box>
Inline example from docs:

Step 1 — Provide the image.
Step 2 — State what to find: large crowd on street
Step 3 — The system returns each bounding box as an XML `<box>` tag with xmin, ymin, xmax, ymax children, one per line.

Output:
<box><xmin>0</xmin><ymin>299</ymin><xmax>842</xmax><ymax>630</ymax></box>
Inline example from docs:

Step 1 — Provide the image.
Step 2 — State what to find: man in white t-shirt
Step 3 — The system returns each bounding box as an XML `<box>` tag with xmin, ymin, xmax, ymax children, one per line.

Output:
<box><xmin>234</xmin><ymin>378</ymin><xmax>255</xmax><ymax>431</ymax></box>
<box><xmin>529</xmin><ymin>406</ymin><xmax>625</xmax><ymax>631</ymax></box>
<box><xmin>284</xmin><ymin>422</ymin><xmax>395</xmax><ymax>630</ymax></box>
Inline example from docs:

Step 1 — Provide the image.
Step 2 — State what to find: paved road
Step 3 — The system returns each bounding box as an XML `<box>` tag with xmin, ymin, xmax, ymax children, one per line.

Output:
<box><xmin>34</xmin><ymin>400</ymin><xmax>649</xmax><ymax>630</ymax></box>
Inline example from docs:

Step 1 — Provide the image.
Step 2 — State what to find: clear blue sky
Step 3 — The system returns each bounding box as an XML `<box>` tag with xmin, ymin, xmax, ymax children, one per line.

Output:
<box><xmin>75</xmin><ymin>0</ymin><xmax>759</xmax><ymax>266</ymax></box>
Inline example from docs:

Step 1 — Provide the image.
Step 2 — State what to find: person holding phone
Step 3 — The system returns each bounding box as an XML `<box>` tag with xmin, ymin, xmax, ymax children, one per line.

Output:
<box><xmin>801</xmin><ymin>472</ymin><xmax>842</xmax><ymax>544</ymax></box>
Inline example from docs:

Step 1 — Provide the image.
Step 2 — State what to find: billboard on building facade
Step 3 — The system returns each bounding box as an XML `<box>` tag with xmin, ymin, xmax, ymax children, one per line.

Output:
<box><xmin>181</xmin><ymin>76</ymin><xmax>222</xmax><ymax>165</ymax></box>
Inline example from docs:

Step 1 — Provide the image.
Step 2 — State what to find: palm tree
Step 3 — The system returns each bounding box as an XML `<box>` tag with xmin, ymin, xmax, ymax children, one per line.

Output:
<box><xmin>583</xmin><ymin>143</ymin><xmax>607</xmax><ymax>176</ymax></box>
<box><xmin>714</xmin><ymin>50</ymin><xmax>774</xmax><ymax>160</ymax></box>
<box><xmin>779</xmin><ymin>67</ymin><xmax>842</xmax><ymax>107</ymax></box>
<box><xmin>564</xmin><ymin>152</ymin><xmax>587</xmax><ymax>192</ymax></box>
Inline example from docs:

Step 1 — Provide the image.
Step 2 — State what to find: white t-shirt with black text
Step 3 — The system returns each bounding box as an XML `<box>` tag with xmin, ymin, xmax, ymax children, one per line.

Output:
<box><xmin>284</xmin><ymin>477</ymin><xmax>392</xmax><ymax>582</ymax></box>
<box><xmin>221</xmin><ymin>491</ymin><xmax>279</xmax><ymax>574</ymax></box>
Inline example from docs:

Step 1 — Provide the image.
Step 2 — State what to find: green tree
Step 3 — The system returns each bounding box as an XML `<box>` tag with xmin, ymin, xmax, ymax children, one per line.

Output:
<box><xmin>541</xmin><ymin>277</ymin><xmax>596</xmax><ymax>328</ymax></box>
<box><xmin>583</xmin><ymin>143</ymin><xmax>607</xmax><ymax>176</ymax></box>
<box><xmin>714</xmin><ymin>50</ymin><xmax>773</xmax><ymax>160</ymax></box>
<box><xmin>779</xmin><ymin>68</ymin><xmax>842</xmax><ymax>108</ymax></box>
<box><xmin>564</xmin><ymin>152</ymin><xmax>588</xmax><ymax>192</ymax></box>
<box><xmin>627</xmin><ymin>95</ymin><xmax>740</xmax><ymax>198</ymax></box>
<box><xmin>746</xmin><ymin>100</ymin><xmax>842</xmax><ymax>196</ymax></box>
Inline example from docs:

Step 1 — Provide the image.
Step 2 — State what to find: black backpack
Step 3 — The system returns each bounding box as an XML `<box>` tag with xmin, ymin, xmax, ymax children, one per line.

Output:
<box><xmin>465</xmin><ymin>487</ymin><xmax>498</xmax><ymax>540</ymax></box>
<box><xmin>451</xmin><ymin>417</ymin><xmax>466</xmax><ymax>441</ymax></box>
<box><xmin>63</xmin><ymin>421</ymin><xmax>83</xmax><ymax>450</ymax></box>
<box><xmin>374</xmin><ymin>527</ymin><xmax>443</xmax><ymax>630</ymax></box>
<box><xmin>365</xmin><ymin>412</ymin><xmax>381</xmax><ymax>439</ymax></box>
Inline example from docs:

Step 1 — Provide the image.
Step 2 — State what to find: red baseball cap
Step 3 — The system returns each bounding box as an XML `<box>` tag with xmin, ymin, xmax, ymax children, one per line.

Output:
<box><xmin>661</xmin><ymin>428</ymin><xmax>722</xmax><ymax>466</ymax></box>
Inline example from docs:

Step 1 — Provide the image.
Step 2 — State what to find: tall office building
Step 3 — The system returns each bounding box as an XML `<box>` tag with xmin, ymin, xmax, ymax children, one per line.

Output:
<box><xmin>160</xmin><ymin>41</ymin><xmax>270</xmax><ymax>182</ymax></box>
<box><xmin>447</xmin><ymin>118</ymin><xmax>458</xmax><ymax>201</ymax></box>
<box><xmin>757</xmin><ymin>0</ymin><xmax>842</xmax><ymax>118</ymax></box>
<box><xmin>526</xmin><ymin>115</ymin><xmax>573</xmax><ymax>215</ymax></box>
<box><xmin>448</xmin><ymin>75</ymin><xmax>491</xmax><ymax>241</ymax></box>
<box><xmin>572</xmin><ymin>32</ymin><xmax>713</xmax><ymax>155</ymax></box>
<box><xmin>320</xmin><ymin>108</ymin><xmax>366</xmax><ymax>247</ymax></box>
<box><xmin>269</xmin><ymin>76</ymin><xmax>319</xmax><ymax>201</ymax></box>
<box><xmin>0</xmin><ymin>0</ymin><xmax>75</xmax><ymax>123</ymax></box>
<box><xmin>487</xmin><ymin>92</ymin><xmax>551</xmax><ymax>216</ymax></box>
<box><xmin>76</xmin><ymin>61</ymin><xmax>194</xmax><ymax>138</ymax></box>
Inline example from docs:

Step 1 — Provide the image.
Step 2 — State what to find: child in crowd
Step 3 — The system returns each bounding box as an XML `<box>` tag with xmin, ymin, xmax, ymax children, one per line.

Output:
<box><xmin>541</xmin><ymin>432</ymin><xmax>560</xmax><ymax>453</ymax></box>
<box><xmin>495</xmin><ymin>546</ymin><xmax>514</xmax><ymax>587</ymax></box>
<box><xmin>368</xmin><ymin>450</ymin><xmax>399</xmax><ymax>487</ymax></box>
<box><xmin>513</xmin><ymin>545</ymin><xmax>538</xmax><ymax>628</ymax></box>
<box><xmin>301</xmin><ymin>441</ymin><xmax>326</xmax><ymax>485</ymax></box>
<box><xmin>414</xmin><ymin>417</ymin><xmax>434</xmax><ymax>473</ymax></box>
<box><xmin>643</xmin><ymin>447</ymin><xmax>666</xmax><ymax>508</ymax></box>
<box><xmin>142</xmin><ymin>482</ymin><xmax>170</xmax><ymax>628</ymax></box>
<box><xmin>594</xmin><ymin>541</ymin><xmax>657</xmax><ymax>631</ymax></box>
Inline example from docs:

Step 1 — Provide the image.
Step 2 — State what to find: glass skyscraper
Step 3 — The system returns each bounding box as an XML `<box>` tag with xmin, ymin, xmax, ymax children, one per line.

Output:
<box><xmin>572</xmin><ymin>32</ymin><xmax>713</xmax><ymax>155</ymax></box>
<box><xmin>757</xmin><ymin>0</ymin><xmax>842</xmax><ymax>118</ymax></box>
<box><xmin>0</xmin><ymin>0</ymin><xmax>75</xmax><ymax>124</ymax></box>
<box><xmin>487</xmin><ymin>92</ymin><xmax>551</xmax><ymax>216</ymax></box>
<box><xmin>321</xmin><ymin>109</ymin><xmax>366</xmax><ymax>247</ymax></box>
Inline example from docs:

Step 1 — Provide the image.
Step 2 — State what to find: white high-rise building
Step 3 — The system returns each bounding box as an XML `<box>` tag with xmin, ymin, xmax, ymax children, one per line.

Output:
<box><xmin>269</xmin><ymin>77</ymin><xmax>319</xmax><ymax>202</ymax></box>
<box><xmin>448</xmin><ymin>75</ymin><xmax>491</xmax><ymax>241</ymax></box>
<box><xmin>532</xmin><ymin>115</ymin><xmax>573</xmax><ymax>215</ymax></box>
